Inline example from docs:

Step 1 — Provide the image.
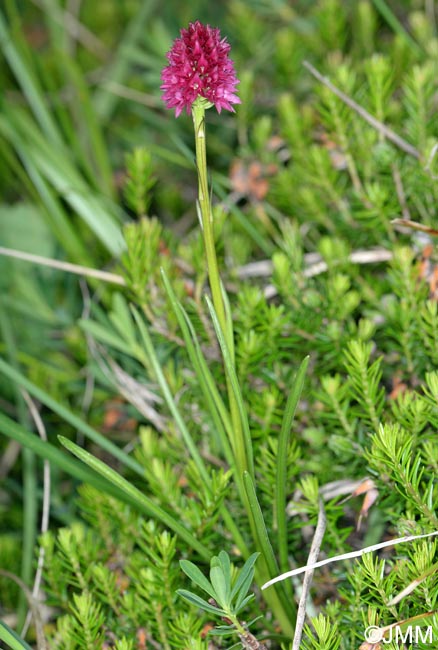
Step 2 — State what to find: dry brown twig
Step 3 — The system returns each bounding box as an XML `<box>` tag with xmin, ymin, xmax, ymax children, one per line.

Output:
<box><xmin>81</xmin><ymin>332</ymin><xmax>168</xmax><ymax>435</ymax></box>
<box><xmin>0</xmin><ymin>570</ymin><xmax>48</xmax><ymax>650</ymax></box>
<box><xmin>0</xmin><ymin>246</ymin><xmax>126</xmax><ymax>286</ymax></box>
<box><xmin>20</xmin><ymin>391</ymin><xmax>51</xmax><ymax>640</ymax></box>
<box><xmin>262</xmin><ymin>530</ymin><xmax>438</xmax><ymax>589</ymax></box>
<box><xmin>303</xmin><ymin>61</ymin><xmax>421</xmax><ymax>160</ymax></box>
<box><xmin>238</xmin><ymin>630</ymin><xmax>269</xmax><ymax>650</ymax></box>
<box><xmin>236</xmin><ymin>249</ymin><xmax>392</xmax><ymax>283</ymax></box>
<box><xmin>244</xmin><ymin>248</ymin><xmax>394</xmax><ymax>299</ymax></box>
<box><xmin>424</xmin><ymin>142</ymin><xmax>438</xmax><ymax>179</ymax></box>
<box><xmin>392</xmin><ymin>218</ymin><xmax>438</xmax><ymax>236</ymax></box>
<box><xmin>292</xmin><ymin>498</ymin><xmax>327</xmax><ymax>650</ymax></box>
<box><xmin>392</xmin><ymin>165</ymin><xmax>411</xmax><ymax>222</ymax></box>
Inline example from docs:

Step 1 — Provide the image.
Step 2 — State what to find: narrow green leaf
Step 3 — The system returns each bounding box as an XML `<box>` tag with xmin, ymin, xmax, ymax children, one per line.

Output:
<box><xmin>243</xmin><ymin>472</ymin><xmax>297</xmax><ymax>627</ymax></box>
<box><xmin>59</xmin><ymin>436</ymin><xmax>210</xmax><ymax>560</ymax></box>
<box><xmin>0</xmin><ymin>356</ymin><xmax>144</xmax><ymax>476</ymax></box>
<box><xmin>176</xmin><ymin>589</ymin><xmax>226</xmax><ymax>617</ymax></box>
<box><xmin>234</xmin><ymin>593</ymin><xmax>255</xmax><ymax>614</ymax></box>
<box><xmin>208</xmin><ymin>626</ymin><xmax>235</xmax><ymax>637</ymax></box>
<box><xmin>180</xmin><ymin>560</ymin><xmax>218</xmax><ymax>600</ymax></box>
<box><xmin>109</xmin><ymin>293</ymin><xmax>137</xmax><ymax>345</ymax></box>
<box><xmin>276</xmin><ymin>357</ymin><xmax>309</xmax><ymax>580</ymax></box>
<box><xmin>3</xmin><ymin>108</ymin><xmax>125</xmax><ymax>256</ymax></box>
<box><xmin>0</xmin><ymin>10</ymin><xmax>61</xmax><ymax>145</ymax></box>
<box><xmin>79</xmin><ymin>318</ymin><xmax>134</xmax><ymax>356</ymax></box>
<box><xmin>371</xmin><ymin>0</ymin><xmax>423</xmax><ymax>55</ymax></box>
<box><xmin>220</xmin><ymin>280</ymin><xmax>235</xmax><ymax>365</ymax></box>
<box><xmin>160</xmin><ymin>269</ymin><xmax>234</xmax><ymax>466</ymax></box>
<box><xmin>131</xmin><ymin>308</ymin><xmax>211</xmax><ymax>486</ymax></box>
<box><xmin>0</xmin><ymin>412</ymin><xmax>114</xmax><ymax>497</ymax></box>
<box><xmin>234</xmin><ymin>572</ymin><xmax>256</xmax><ymax>612</ymax></box>
<box><xmin>0</xmin><ymin>115</ymin><xmax>90</xmax><ymax>263</ymax></box>
<box><xmin>230</xmin><ymin>552</ymin><xmax>259</xmax><ymax>601</ymax></box>
<box><xmin>155</xmin><ymin>269</ymin><xmax>249</xmax><ymax>557</ymax></box>
<box><xmin>205</xmin><ymin>296</ymin><xmax>254</xmax><ymax>477</ymax></box>
<box><xmin>214</xmin><ymin>184</ymin><xmax>274</xmax><ymax>256</ymax></box>
<box><xmin>0</xmin><ymin>621</ymin><xmax>33</xmax><ymax>650</ymax></box>
<box><xmin>160</xmin><ymin>272</ymin><xmax>249</xmax><ymax>558</ymax></box>
<box><xmin>243</xmin><ymin>473</ymin><xmax>279</xmax><ymax>579</ymax></box>
<box><xmin>0</xmin><ymin>306</ymin><xmax>36</xmax><ymax>628</ymax></box>
<box><xmin>57</xmin><ymin>53</ymin><xmax>114</xmax><ymax>195</ymax></box>
<box><xmin>93</xmin><ymin>0</ymin><xmax>159</xmax><ymax>120</ymax></box>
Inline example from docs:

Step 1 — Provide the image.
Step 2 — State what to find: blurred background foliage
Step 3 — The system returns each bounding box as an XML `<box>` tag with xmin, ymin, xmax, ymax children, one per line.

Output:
<box><xmin>2</xmin><ymin>0</ymin><xmax>438</xmax><ymax>648</ymax></box>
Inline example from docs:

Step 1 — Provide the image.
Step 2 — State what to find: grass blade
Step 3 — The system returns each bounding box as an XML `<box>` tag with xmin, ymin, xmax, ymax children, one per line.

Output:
<box><xmin>0</xmin><ymin>300</ymin><xmax>38</xmax><ymax>627</ymax></box>
<box><xmin>160</xmin><ymin>270</ymin><xmax>234</xmax><ymax>465</ymax></box>
<box><xmin>371</xmin><ymin>0</ymin><xmax>422</xmax><ymax>56</ymax></box>
<box><xmin>131</xmin><ymin>307</ymin><xmax>211</xmax><ymax>486</ymax></box>
<box><xmin>59</xmin><ymin>436</ymin><xmax>210</xmax><ymax>560</ymax></box>
<box><xmin>93</xmin><ymin>0</ymin><xmax>159</xmax><ymax>121</ymax></box>
<box><xmin>131</xmin><ymin>304</ymin><xmax>249</xmax><ymax>558</ymax></box>
<box><xmin>243</xmin><ymin>472</ymin><xmax>280</xmax><ymax>581</ymax></box>
<box><xmin>276</xmin><ymin>357</ymin><xmax>309</xmax><ymax>580</ymax></box>
<box><xmin>0</xmin><ymin>9</ymin><xmax>61</xmax><ymax>145</ymax></box>
<box><xmin>3</xmin><ymin>107</ymin><xmax>125</xmax><ymax>256</ymax></box>
<box><xmin>214</xmin><ymin>184</ymin><xmax>275</xmax><ymax>256</ymax></box>
<box><xmin>56</xmin><ymin>53</ymin><xmax>114</xmax><ymax>196</ymax></box>
<box><xmin>0</xmin><ymin>621</ymin><xmax>33</xmax><ymax>650</ymax></box>
<box><xmin>0</xmin><ymin>411</ymin><xmax>209</xmax><ymax>559</ymax></box>
<box><xmin>0</xmin><ymin>412</ymin><xmax>117</xmax><ymax>494</ymax></box>
<box><xmin>205</xmin><ymin>296</ymin><xmax>254</xmax><ymax>478</ymax></box>
<box><xmin>243</xmin><ymin>471</ymin><xmax>296</xmax><ymax>634</ymax></box>
<box><xmin>0</xmin><ymin>356</ymin><xmax>144</xmax><ymax>476</ymax></box>
<box><xmin>0</xmin><ymin>115</ymin><xmax>90</xmax><ymax>263</ymax></box>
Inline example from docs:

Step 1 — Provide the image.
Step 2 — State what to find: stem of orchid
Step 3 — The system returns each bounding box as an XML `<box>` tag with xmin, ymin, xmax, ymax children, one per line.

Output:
<box><xmin>192</xmin><ymin>102</ymin><xmax>229</xmax><ymax>346</ymax></box>
<box><xmin>192</xmin><ymin>102</ymin><xmax>251</xmax><ymax>478</ymax></box>
<box><xmin>190</xmin><ymin>97</ymin><xmax>296</xmax><ymax>641</ymax></box>
<box><xmin>191</xmin><ymin>102</ymin><xmax>298</xmax><ymax>633</ymax></box>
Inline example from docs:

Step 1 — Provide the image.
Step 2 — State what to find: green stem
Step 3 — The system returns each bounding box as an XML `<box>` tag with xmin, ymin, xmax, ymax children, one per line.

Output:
<box><xmin>192</xmin><ymin>101</ymin><xmax>251</xmax><ymax>478</ymax></box>
<box><xmin>191</xmin><ymin>101</ymin><xmax>294</xmax><ymax>637</ymax></box>
<box><xmin>276</xmin><ymin>357</ymin><xmax>309</xmax><ymax>591</ymax></box>
<box><xmin>192</xmin><ymin>103</ymin><xmax>228</xmax><ymax>339</ymax></box>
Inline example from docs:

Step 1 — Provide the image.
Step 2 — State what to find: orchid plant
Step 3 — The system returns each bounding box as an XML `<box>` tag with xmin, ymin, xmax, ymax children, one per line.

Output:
<box><xmin>161</xmin><ymin>21</ymin><xmax>241</xmax><ymax>357</ymax></box>
<box><xmin>159</xmin><ymin>20</ymin><xmax>307</xmax><ymax>643</ymax></box>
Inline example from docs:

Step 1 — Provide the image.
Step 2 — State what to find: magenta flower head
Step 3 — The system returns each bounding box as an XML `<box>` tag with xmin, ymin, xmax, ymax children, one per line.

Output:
<box><xmin>161</xmin><ymin>21</ymin><xmax>240</xmax><ymax>118</ymax></box>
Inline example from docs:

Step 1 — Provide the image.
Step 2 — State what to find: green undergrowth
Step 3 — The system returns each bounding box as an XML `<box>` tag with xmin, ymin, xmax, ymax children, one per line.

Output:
<box><xmin>1</xmin><ymin>0</ymin><xmax>438</xmax><ymax>649</ymax></box>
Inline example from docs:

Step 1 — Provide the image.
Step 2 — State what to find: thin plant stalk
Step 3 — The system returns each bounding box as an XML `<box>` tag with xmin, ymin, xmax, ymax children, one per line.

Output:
<box><xmin>276</xmin><ymin>357</ymin><xmax>309</xmax><ymax>581</ymax></box>
<box><xmin>192</xmin><ymin>101</ymin><xmax>253</xmax><ymax>480</ymax></box>
<box><xmin>192</xmin><ymin>102</ymin><xmax>228</xmax><ymax>343</ymax></box>
<box><xmin>192</xmin><ymin>105</ymin><xmax>295</xmax><ymax>631</ymax></box>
